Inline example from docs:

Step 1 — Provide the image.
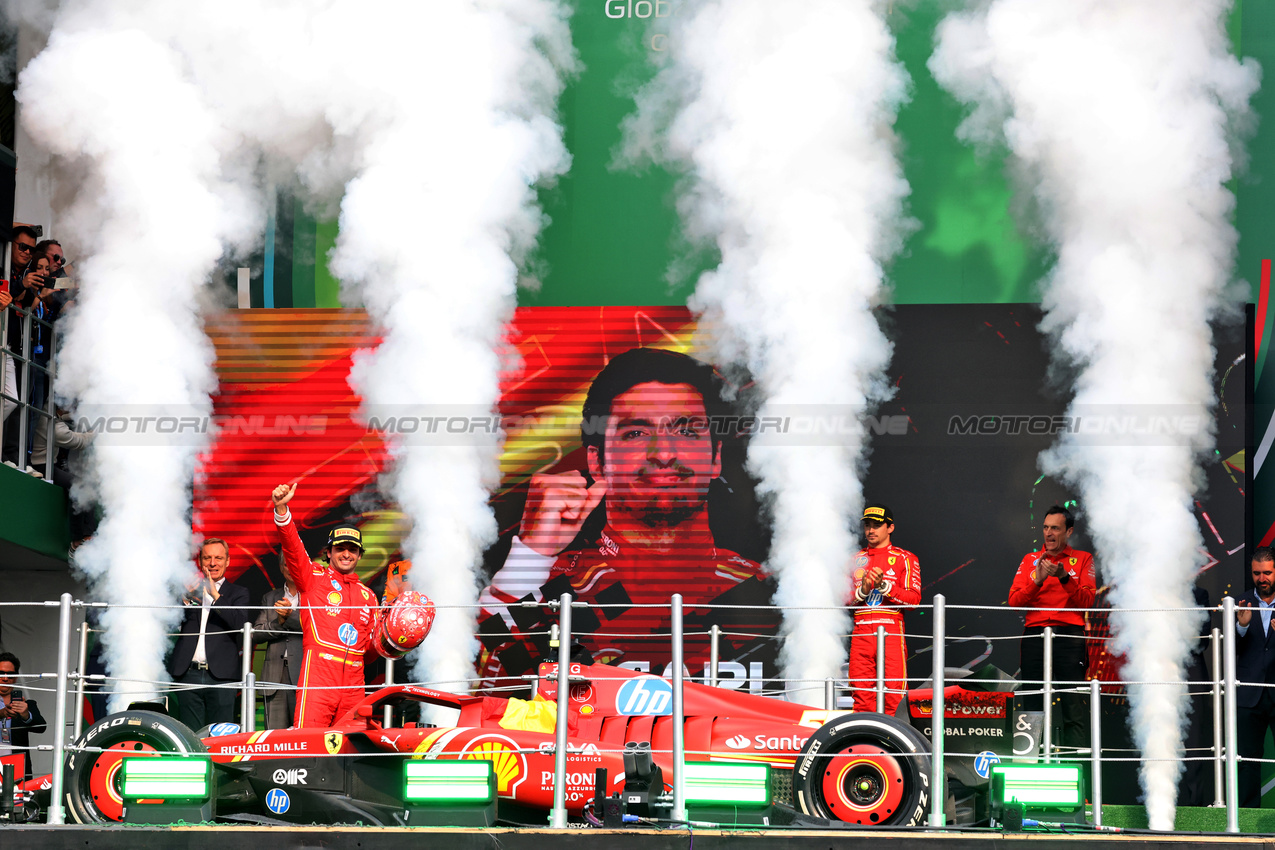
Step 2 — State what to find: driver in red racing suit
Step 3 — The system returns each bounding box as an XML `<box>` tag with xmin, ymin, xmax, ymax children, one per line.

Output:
<box><xmin>270</xmin><ymin>482</ymin><xmax>386</xmax><ymax>727</ymax></box>
<box><xmin>847</xmin><ymin>503</ymin><xmax>920</xmax><ymax>715</ymax></box>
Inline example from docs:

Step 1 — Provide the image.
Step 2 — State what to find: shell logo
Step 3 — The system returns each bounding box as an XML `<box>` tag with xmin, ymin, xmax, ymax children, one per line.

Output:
<box><xmin>461</xmin><ymin>736</ymin><xmax>526</xmax><ymax>796</ymax></box>
<box><xmin>327</xmin><ymin>591</ymin><xmax>343</xmax><ymax>606</ymax></box>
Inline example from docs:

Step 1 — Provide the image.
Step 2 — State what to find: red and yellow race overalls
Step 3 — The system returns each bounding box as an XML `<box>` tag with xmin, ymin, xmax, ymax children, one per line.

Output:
<box><xmin>848</xmin><ymin>544</ymin><xmax>921</xmax><ymax>714</ymax></box>
<box><xmin>275</xmin><ymin>510</ymin><xmax>384</xmax><ymax>727</ymax></box>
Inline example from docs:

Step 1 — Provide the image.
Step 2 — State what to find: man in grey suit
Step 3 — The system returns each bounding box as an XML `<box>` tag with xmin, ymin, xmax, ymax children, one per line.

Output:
<box><xmin>253</xmin><ymin>582</ymin><xmax>303</xmax><ymax>729</ymax></box>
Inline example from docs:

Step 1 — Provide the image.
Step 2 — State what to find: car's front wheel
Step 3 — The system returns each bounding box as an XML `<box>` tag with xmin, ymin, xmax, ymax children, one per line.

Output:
<box><xmin>63</xmin><ymin>710</ymin><xmax>207</xmax><ymax>824</ymax></box>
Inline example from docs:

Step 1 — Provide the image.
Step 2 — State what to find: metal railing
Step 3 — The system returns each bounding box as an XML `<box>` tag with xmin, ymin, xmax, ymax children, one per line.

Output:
<box><xmin>0</xmin><ymin>594</ymin><xmax>1253</xmax><ymax>831</ymax></box>
<box><xmin>0</xmin><ymin>290</ymin><xmax>60</xmax><ymax>480</ymax></box>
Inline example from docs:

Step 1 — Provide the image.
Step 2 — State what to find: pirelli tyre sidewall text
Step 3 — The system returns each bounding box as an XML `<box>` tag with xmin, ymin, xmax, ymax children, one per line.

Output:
<box><xmin>793</xmin><ymin>712</ymin><xmax>932</xmax><ymax>827</ymax></box>
<box><xmin>63</xmin><ymin>710</ymin><xmax>208</xmax><ymax>824</ymax></box>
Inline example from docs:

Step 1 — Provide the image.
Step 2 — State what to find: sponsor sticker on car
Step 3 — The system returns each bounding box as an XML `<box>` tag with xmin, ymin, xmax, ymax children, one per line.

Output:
<box><xmin>615</xmin><ymin>677</ymin><xmax>672</xmax><ymax>716</ymax></box>
<box><xmin>265</xmin><ymin>788</ymin><xmax>290</xmax><ymax>815</ymax></box>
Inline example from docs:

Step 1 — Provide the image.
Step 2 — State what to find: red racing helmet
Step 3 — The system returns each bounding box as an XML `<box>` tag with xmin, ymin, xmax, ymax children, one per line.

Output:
<box><xmin>373</xmin><ymin>589</ymin><xmax>435</xmax><ymax>659</ymax></box>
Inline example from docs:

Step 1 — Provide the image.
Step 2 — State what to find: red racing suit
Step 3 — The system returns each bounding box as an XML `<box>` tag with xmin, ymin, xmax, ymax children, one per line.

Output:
<box><xmin>274</xmin><ymin>509</ymin><xmax>385</xmax><ymax>727</ymax></box>
<box><xmin>476</xmin><ymin>526</ymin><xmax>778</xmax><ymax>689</ymax></box>
<box><xmin>847</xmin><ymin>544</ymin><xmax>921</xmax><ymax>714</ymax></box>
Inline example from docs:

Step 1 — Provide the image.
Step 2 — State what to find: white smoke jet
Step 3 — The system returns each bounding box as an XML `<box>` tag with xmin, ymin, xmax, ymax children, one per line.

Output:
<box><xmin>931</xmin><ymin>0</ymin><xmax>1257</xmax><ymax>828</ymax></box>
<box><xmin>334</xmin><ymin>0</ymin><xmax>577</xmax><ymax>699</ymax></box>
<box><xmin>15</xmin><ymin>0</ymin><xmax>574</xmax><ymax>710</ymax></box>
<box><xmin>17</xmin><ymin>17</ymin><xmax>255</xmax><ymax>710</ymax></box>
<box><xmin>619</xmin><ymin>0</ymin><xmax>911</xmax><ymax>700</ymax></box>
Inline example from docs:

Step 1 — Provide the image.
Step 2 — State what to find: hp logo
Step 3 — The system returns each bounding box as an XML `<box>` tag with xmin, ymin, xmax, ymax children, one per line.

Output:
<box><xmin>265</xmin><ymin>788</ymin><xmax>290</xmax><ymax>814</ymax></box>
<box><xmin>973</xmin><ymin>751</ymin><xmax>1001</xmax><ymax>779</ymax></box>
<box><xmin>615</xmin><ymin>677</ymin><xmax>672</xmax><ymax>716</ymax></box>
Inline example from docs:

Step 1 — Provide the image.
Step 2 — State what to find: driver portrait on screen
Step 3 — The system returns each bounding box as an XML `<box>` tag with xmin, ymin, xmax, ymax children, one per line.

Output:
<box><xmin>477</xmin><ymin>347</ymin><xmax>776</xmax><ymax>685</ymax></box>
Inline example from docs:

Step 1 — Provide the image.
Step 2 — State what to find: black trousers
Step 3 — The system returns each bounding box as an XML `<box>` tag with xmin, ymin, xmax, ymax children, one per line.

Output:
<box><xmin>1239</xmin><ymin>687</ymin><xmax>1275</xmax><ymax>808</ymax></box>
<box><xmin>1020</xmin><ymin>624</ymin><xmax>1089</xmax><ymax>748</ymax></box>
<box><xmin>174</xmin><ymin>667</ymin><xmax>237</xmax><ymax>732</ymax></box>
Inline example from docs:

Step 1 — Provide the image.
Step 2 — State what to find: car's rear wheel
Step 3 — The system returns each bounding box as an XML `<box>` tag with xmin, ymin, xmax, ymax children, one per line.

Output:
<box><xmin>792</xmin><ymin>712</ymin><xmax>931</xmax><ymax>827</ymax></box>
<box><xmin>63</xmin><ymin>710</ymin><xmax>207</xmax><ymax>824</ymax></box>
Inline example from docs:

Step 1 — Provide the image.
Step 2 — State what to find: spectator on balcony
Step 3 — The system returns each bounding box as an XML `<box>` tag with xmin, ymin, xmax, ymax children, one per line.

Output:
<box><xmin>17</xmin><ymin>249</ymin><xmax>59</xmax><ymax>463</ymax></box>
<box><xmin>0</xmin><ymin>226</ymin><xmax>36</xmax><ymax>445</ymax></box>
<box><xmin>0</xmin><ymin>651</ymin><xmax>46</xmax><ymax>780</ymax></box>
<box><xmin>31</xmin><ymin>405</ymin><xmax>97</xmax><ymax>540</ymax></box>
<box><xmin>36</xmin><ymin>239</ymin><xmax>65</xmax><ymax>278</ymax></box>
<box><xmin>34</xmin><ymin>240</ymin><xmax>75</xmax><ymax>316</ymax></box>
<box><xmin>3</xmin><ymin>227</ymin><xmax>52</xmax><ymax>469</ymax></box>
<box><xmin>0</xmin><ymin>282</ymin><xmax>13</xmax><ymax>430</ymax></box>
<box><xmin>167</xmin><ymin>538</ymin><xmax>251</xmax><ymax>731</ymax></box>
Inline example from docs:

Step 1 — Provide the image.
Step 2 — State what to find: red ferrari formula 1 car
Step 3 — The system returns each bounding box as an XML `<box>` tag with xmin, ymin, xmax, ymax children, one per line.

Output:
<box><xmin>17</xmin><ymin>662</ymin><xmax>1018</xmax><ymax>828</ymax></box>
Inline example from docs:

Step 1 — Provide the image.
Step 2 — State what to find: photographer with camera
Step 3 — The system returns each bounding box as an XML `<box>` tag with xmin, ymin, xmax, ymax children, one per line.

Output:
<box><xmin>0</xmin><ymin>652</ymin><xmax>46</xmax><ymax>780</ymax></box>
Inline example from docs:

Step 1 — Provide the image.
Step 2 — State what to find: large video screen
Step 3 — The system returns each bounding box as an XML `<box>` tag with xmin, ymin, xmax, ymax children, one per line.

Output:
<box><xmin>194</xmin><ymin>305</ymin><xmax>1246</xmax><ymax>695</ymax></box>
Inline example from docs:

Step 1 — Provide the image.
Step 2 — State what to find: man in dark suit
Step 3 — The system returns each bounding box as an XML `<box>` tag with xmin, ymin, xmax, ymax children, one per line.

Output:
<box><xmin>0</xmin><ymin>651</ymin><xmax>46</xmax><ymax>779</ymax></box>
<box><xmin>1236</xmin><ymin>546</ymin><xmax>1275</xmax><ymax>807</ymax></box>
<box><xmin>253</xmin><ymin>581</ymin><xmax>303</xmax><ymax>729</ymax></box>
<box><xmin>167</xmin><ymin>538</ymin><xmax>251</xmax><ymax>731</ymax></box>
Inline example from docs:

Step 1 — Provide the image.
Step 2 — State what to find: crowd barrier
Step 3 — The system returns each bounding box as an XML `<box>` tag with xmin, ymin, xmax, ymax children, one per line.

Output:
<box><xmin>0</xmin><ymin>293</ymin><xmax>60</xmax><ymax>481</ymax></box>
<box><xmin>0</xmin><ymin>593</ymin><xmax>1248</xmax><ymax>830</ymax></box>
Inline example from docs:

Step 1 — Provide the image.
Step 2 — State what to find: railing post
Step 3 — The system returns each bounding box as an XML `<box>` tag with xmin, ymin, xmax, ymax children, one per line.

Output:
<box><xmin>671</xmin><ymin>594</ymin><xmax>687</xmax><ymax>823</ymax></box>
<box><xmin>549</xmin><ymin>594</ymin><xmax>572</xmax><ymax>829</ymax></box>
<box><xmin>876</xmin><ymin>626</ymin><xmax>886</xmax><ymax>713</ymax></box>
<box><xmin>1090</xmin><ymin>678</ymin><xmax>1102</xmax><ymax>826</ymax></box>
<box><xmin>1212</xmin><ymin>627</ymin><xmax>1224</xmax><ymax>808</ymax></box>
<box><xmin>47</xmin><ymin>593</ymin><xmax>72</xmax><ymax>825</ymax></box>
<box><xmin>930</xmin><ymin>594</ymin><xmax>946</xmax><ymax>828</ymax></box>
<box><xmin>384</xmin><ymin>657</ymin><xmax>396</xmax><ymax>728</ymax></box>
<box><xmin>241</xmin><ymin>622</ymin><xmax>254</xmax><ymax>732</ymax></box>
<box><xmin>709</xmin><ymin>624</ymin><xmax>720</xmax><ymax>688</ymax></box>
<box><xmin>41</xmin><ymin>324</ymin><xmax>57</xmax><ymax>481</ymax></box>
<box><xmin>1042</xmin><ymin>626</ymin><xmax>1054</xmax><ymax>763</ymax></box>
<box><xmin>73</xmin><ymin>620</ymin><xmax>89</xmax><ymax>740</ymax></box>
<box><xmin>16</xmin><ymin>310</ymin><xmax>30</xmax><ymax>458</ymax></box>
<box><xmin>825</xmin><ymin>678</ymin><xmax>835</xmax><ymax>711</ymax></box>
<box><xmin>1223</xmin><ymin>596</ymin><xmax>1239</xmax><ymax>833</ymax></box>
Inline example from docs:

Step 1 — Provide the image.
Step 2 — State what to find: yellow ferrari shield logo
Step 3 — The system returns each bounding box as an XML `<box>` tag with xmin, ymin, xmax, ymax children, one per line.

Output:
<box><xmin>888</xmin><ymin>556</ymin><xmax>896</xmax><ymax>565</ymax></box>
<box><xmin>324</xmin><ymin>732</ymin><xmax>343</xmax><ymax>755</ymax></box>
<box><xmin>1069</xmin><ymin>558</ymin><xmax>1076</xmax><ymax>566</ymax></box>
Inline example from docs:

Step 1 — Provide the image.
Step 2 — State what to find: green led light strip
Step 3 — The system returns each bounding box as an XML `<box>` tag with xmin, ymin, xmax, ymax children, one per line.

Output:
<box><xmin>403</xmin><ymin>761</ymin><xmax>495</xmax><ymax>803</ymax></box>
<box><xmin>683</xmin><ymin>762</ymin><xmax>771</xmax><ymax>807</ymax></box>
<box><xmin>121</xmin><ymin>757</ymin><xmax>211</xmax><ymax>800</ymax></box>
<box><xmin>991</xmin><ymin>764</ymin><xmax>1082</xmax><ymax>807</ymax></box>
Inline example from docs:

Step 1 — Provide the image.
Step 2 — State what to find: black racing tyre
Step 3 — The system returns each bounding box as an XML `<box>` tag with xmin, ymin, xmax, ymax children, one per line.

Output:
<box><xmin>792</xmin><ymin>712</ymin><xmax>932</xmax><ymax>827</ymax></box>
<box><xmin>63</xmin><ymin>710</ymin><xmax>208</xmax><ymax>824</ymax></box>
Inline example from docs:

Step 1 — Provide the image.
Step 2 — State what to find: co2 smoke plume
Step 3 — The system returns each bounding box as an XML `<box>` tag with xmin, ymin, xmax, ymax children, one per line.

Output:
<box><xmin>931</xmin><ymin>0</ymin><xmax>1258</xmax><ymax>828</ymax></box>
<box><xmin>14</xmin><ymin>0</ymin><xmax>574</xmax><ymax>708</ymax></box>
<box><xmin>335</xmin><ymin>0</ymin><xmax>577</xmax><ymax>697</ymax></box>
<box><xmin>17</xmin><ymin>8</ymin><xmax>256</xmax><ymax>710</ymax></box>
<box><xmin>620</xmin><ymin>0</ymin><xmax>911</xmax><ymax>698</ymax></box>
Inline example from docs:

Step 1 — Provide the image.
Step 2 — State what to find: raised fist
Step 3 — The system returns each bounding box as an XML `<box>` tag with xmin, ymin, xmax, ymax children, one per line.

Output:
<box><xmin>271</xmin><ymin>483</ymin><xmax>297</xmax><ymax>514</ymax></box>
<box><xmin>518</xmin><ymin>471</ymin><xmax>607</xmax><ymax>557</ymax></box>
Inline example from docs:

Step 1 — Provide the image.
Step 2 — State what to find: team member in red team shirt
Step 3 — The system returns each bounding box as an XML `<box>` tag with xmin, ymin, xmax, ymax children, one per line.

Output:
<box><xmin>270</xmin><ymin>483</ymin><xmax>387</xmax><ymax>727</ymax></box>
<box><xmin>847</xmin><ymin>504</ymin><xmax>920</xmax><ymax>714</ymax></box>
<box><xmin>1008</xmin><ymin>504</ymin><xmax>1096</xmax><ymax>746</ymax></box>
<box><xmin>477</xmin><ymin>348</ymin><xmax>774</xmax><ymax>685</ymax></box>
